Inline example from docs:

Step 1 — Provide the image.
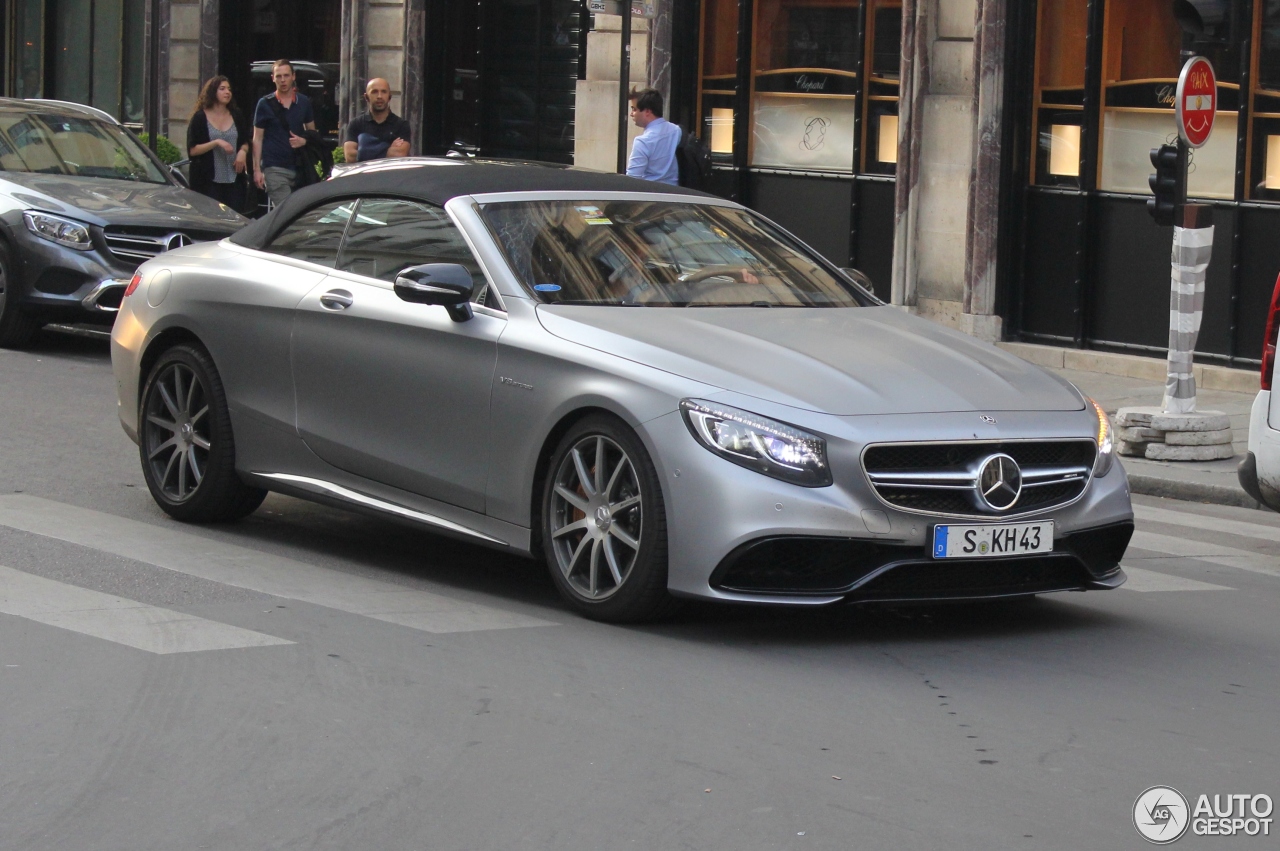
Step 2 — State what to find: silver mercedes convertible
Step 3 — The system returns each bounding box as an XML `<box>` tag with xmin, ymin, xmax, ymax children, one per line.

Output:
<box><xmin>111</xmin><ymin>159</ymin><xmax>1133</xmax><ymax>622</ymax></box>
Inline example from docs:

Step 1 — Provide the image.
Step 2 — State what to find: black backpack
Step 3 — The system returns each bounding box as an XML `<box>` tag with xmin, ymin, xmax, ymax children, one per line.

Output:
<box><xmin>675</xmin><ymin>128</ymin><xmax>713</xmax><ymax>191</ymax></box>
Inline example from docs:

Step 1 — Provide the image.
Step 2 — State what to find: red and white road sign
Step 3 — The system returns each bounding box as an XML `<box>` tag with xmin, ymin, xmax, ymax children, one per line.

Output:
<box><xmin>1176</xmin><ymin>56</ymin><xmax>1216</xmax><ymax>149</ymax></box>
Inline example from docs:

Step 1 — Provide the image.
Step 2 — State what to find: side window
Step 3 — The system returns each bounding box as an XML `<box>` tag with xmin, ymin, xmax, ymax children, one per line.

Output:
<box><xmin>336</xmin><ymin>198</ymin><xmax>490</xmax><ymax>304</ymax></box>
<box><xmin>263</xmin><ymin>199</ymin><xmax>357</xmax><ymax>267</ymax></box>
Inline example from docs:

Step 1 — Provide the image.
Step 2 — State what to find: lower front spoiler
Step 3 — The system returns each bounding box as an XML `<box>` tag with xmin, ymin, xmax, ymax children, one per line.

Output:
<box><xmin>708</xmin><ymin>520</ymin><xmax>1133</xmax><ymax>604</ymax></box>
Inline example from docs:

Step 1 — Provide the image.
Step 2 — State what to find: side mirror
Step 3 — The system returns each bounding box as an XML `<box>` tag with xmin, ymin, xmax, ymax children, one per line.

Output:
<box><xmin>394</xmin><ymin>263</ymin><xmax>475</xmax><ymax>322</ymax></box>
<box><xmin>169</xmin><ymin>160</ymin><xmax>191</xmax><ymax>189</ymax></box>
<box><xmin>839</xmin><ymin>267</ymin><xmax>880</xmax><ymax>302</ymax></box>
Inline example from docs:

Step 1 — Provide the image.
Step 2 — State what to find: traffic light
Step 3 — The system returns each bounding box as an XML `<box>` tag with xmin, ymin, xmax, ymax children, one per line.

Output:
<box><xmin>1147</xmin><ymin>144</ymin><xmax>1186</xmax><ymax>227</ymax></box>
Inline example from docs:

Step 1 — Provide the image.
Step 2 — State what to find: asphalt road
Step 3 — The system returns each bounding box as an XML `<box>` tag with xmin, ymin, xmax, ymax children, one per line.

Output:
<box><xmin>1</xmin><ymin>331</ymin><xmax>1277</xmax><ymax>850</ymax></box>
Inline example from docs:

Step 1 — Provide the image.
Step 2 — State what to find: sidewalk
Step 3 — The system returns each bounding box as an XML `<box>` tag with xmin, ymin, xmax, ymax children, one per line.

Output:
<box><xmin>997</xmin><ymin>343</ymin><xmax>1263</xmax><ymax>511</ymax></box>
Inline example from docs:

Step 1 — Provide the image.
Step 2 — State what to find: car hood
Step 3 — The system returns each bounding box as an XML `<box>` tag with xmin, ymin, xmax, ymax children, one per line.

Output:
<box><xmin>535</xmin><ymin>305</ymin><xmax>1084</xmax><ymax>416</ymax></box>
<box><xmin>0</xmin><ymin>172</ymin><xmax>245</xmax><ymax>232</ymax></box>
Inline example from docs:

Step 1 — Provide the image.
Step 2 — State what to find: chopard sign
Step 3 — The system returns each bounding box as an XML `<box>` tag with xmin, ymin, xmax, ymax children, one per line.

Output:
<box><xmin>795</xmin><ymin>74</ymin><xmax>828</xmax><ymax>92</ymax></box>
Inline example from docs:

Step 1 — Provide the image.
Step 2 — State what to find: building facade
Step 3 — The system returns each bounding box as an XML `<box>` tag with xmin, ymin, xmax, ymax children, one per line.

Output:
<box><xmin>3</xmin><ymin>0</ymin><xmax>1275</xmax><ymax>367</ymax></box>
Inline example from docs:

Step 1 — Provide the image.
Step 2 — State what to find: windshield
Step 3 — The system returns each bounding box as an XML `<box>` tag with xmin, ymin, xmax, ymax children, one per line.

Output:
<box><xmin>480</xmin><ymin>200</ymin><xmax>865</xmax><ymax>307</ymax></box>
<box><xmin>0</xmin><ymin>111</ymin><xmax>168</xmax><ymax>184</ymax></box>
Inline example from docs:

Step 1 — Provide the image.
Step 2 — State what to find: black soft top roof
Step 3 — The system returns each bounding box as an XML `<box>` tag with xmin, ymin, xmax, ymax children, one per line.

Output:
<box><xmin>229</xmin><ymin>159</ymin><xmax>709</xmax><ymax>250</ymax></box>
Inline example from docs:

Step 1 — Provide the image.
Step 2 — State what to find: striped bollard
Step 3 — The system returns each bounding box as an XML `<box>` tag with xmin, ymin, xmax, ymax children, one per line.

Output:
<box><xmin>1115</xmin><ymin>204</ymin><xmax>1234</xmax><ymax>461</ymax></box>
<box><xmin>1162</xmin><ymin>205</ymin><xmax>1213</xmax><ymax>415</ymax></box>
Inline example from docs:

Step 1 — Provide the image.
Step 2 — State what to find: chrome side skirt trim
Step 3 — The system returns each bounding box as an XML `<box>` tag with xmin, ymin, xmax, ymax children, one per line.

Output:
<box><xmin>255</xmin><ymin>472</ymin><xmax>508</xmax><ymax>546</ymax></box>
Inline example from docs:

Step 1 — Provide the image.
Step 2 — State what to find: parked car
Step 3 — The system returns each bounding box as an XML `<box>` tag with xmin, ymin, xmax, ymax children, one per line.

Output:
<box><xmin>1239</xmin><ymin>273</ymin><xmax>1280</xmax><ymax>511</ymax></box>
<box><xmin>0</xmin><ymin>99</ymin><xmax>247</xmax><ymax>347</ymax></box>
<box><xmin>110</xmin><ymin>158</ymin><xmax>1134</xmax><ymax>622</ymax></box>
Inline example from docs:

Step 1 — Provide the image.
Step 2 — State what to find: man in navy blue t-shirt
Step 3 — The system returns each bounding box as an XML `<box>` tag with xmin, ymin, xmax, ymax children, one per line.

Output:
<box><xmin>252</xmin><ymin>59</ymin><xmax>316</xmax><ymax>206</ymax></box>
<box><xmin>343</xmin><ymin>78</ymin><xmax>411</xmax><ymax>163</ymax></box>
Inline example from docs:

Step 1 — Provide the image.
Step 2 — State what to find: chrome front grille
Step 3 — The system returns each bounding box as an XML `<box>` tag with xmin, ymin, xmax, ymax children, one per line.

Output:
<box><xmin>862</xmin><ymin>440</ymin><xmax>1096</xmax><ymax>518</ymax></box>
<box><xmin>103</xmin><ymin>229</ymin><xmax>196</xmax><ymax>265</ymax></box>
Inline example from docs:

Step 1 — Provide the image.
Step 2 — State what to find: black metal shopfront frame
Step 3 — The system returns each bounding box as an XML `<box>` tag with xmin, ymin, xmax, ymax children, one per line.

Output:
<box><xmin>670</xmin><ymin>0</ymin><xmax>897</xmax><ymax>300</ymax></box>
<box><xmin>1003</xmin><ymin>0</ymin><xmax>1278</xmax><ymax>368</ymax></box>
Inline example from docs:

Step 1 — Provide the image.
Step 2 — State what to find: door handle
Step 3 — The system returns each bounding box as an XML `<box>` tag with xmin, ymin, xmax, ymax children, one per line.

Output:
<box><xmin>319</xmin><ymin>289</ymin><xmax>354</xmax><ymax>310</ymax></box>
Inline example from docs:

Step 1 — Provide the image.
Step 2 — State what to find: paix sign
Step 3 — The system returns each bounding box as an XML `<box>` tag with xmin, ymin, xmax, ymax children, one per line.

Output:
<box><xmin>1177</xmin><ymin>56</ymin><xmax>1217</xmax><ymax>149</ymax></box>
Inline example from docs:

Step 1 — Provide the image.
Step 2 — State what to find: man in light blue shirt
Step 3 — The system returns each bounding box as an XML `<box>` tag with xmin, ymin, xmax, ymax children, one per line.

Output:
<box><xmin>626</xmin><ymin>88</ymin><xmax>681</xmax><ymax>185</ymax></box>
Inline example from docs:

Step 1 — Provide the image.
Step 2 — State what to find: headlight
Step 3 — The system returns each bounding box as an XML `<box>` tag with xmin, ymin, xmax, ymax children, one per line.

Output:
<box><xmin>680</xmin><ymin>399</ymin><xmax>832</xmax><ymax>487</ymax></box>
<box><xmin>23</xmin><ymin>211</ymin><xmax>93</xmax><ymax>251</ymax></box>
<box><xmin>1087</xmin><ymin>397</ymin><xmax>1114</xmax><ymax>476</ymax></box>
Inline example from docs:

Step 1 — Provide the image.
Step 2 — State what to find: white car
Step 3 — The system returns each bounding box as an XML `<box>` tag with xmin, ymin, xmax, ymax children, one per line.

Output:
<box><xmin>1240</xmin><ymin>275</ymin><xmax>1280</xmax><ymax>511</ymax></box>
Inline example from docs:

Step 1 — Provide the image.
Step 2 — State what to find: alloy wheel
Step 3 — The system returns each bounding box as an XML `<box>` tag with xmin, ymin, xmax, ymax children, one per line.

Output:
<box><xmin>142</xmin><ymin>362</ymin><xmax>212</xmax><ymax>502</ymax></box>
<box><xmin>548</xmin><ymin>434</ymin><xmax>644</xmax><ymax>600</ymax></box>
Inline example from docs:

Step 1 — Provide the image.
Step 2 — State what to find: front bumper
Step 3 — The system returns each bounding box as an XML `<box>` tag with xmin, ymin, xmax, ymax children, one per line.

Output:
<box><xmin>8</xmin><ymin>219</ymin><xmax>135</xmax><ymax>320</ymax></box>
<box><xmin>644</xmin><ymin>403</ymin><xmax>1134</xmax><ymax>605</ymax></box>
<box><xmin>710</xmin><ymin>521</ymin><xmax>1131</xmax><ymax>601</ymax></box>
<box><xmin>1242</xmin><ymin>390</ymin><xmax>1280</xmax><ymax>511</ymax></box>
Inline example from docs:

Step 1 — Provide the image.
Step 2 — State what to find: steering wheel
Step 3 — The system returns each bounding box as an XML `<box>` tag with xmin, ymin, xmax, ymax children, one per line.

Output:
<box><xmin>678</xmin><ymin>266</ymin><xmax>757</xmax><ymax>285</ymax></box>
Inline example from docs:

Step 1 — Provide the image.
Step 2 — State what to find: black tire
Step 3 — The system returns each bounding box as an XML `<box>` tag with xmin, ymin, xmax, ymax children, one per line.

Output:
<box><xmin>0</xmin><ymin>240</ymin><xmax>41</xmax><ymax>348</ymax></box>
<box><xmin>541</xmin><ymin>414</ymin><xmax>680</xmax><ymax>623</ymax></box>
<box><xmin>138</xmin><ymin>343</ymin><xmax>266</xmax><ymax>522</ymax></box>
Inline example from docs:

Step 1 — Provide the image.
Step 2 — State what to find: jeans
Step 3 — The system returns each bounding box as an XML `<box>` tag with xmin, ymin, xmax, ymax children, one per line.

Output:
<box><xmin>263</xmin><ymin>166</ymin><xmax>297</xmax><ymax>207</ymax></box>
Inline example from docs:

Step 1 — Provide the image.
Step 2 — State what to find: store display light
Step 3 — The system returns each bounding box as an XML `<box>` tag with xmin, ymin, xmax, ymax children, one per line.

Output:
<box><xmin>709</xmin><ymin>108</ymin><xmax>734</xmax><ymax>154</ymax></box>
<box><xmin>877</xmin><ymin>114</ymin><xmax>899</xmax><ymax>164</ymax></box>
<box><xmin>1266</xmin><ymin>135</ymin><xmax>1280</xmax><ymax>190</ymax></box>
<box><xmin>1048</xmin><ymin>124</ymin><xmax>1081</xmax><ymax>177</ymax></box>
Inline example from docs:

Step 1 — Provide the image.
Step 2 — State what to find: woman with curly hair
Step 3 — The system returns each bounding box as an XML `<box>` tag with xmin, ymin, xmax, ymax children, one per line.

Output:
<box><xmin>186</xmin><ymin>76</ymin><xmax>251</xmax><ymax>212</ymax></box>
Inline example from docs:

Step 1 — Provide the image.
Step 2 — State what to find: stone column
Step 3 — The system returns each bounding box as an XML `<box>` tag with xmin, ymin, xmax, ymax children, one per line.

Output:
<box><xmin>340</xmin><ymin>0</ymin><xmax>368</xmax><ymax>128</ymax></box>
<box><xmin>889</xmin><ymin>0</ymin><xmax>929</xmax><ymax>308</ymax></box>
<box><xmin>199</xmin><ymin>0</ymin><xmax>218</xmax><ymax>84</ymax></box>
<box><xmin>960</xmin><ymin>0</ymin><xmax>1004</xmax><ymax>341</ymax></box>
<box><xmin>402</xmin><ymin>0</ymin><xmax>426</xmax><ymax>155</ymax></box>
<box><xmin>649</xmin><ymin>0</ymin><xmax>674</xmax><ymax>110</ymax></box>
<box><xmin>368</xmin><ymin>1</ymin><xmax>407</xmax><ymax>102</ymax></box>
<box><xmin>168</xmin><ymin>0</ymin><xmax>201</xmax><ymax>146</ymax></box>
<box><xmin>574</xmin><ymin>14</ymin><xmax>648</xmax><ymax>172</ymax></box>
<box><xmin>890</xmin><ymin>0</ymin><xmax>987</xmax><ymax>336</ymax></box>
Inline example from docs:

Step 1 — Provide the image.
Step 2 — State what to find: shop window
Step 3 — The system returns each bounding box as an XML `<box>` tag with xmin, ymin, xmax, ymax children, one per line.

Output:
<box><xmin>862</xmin><ymin>0</ymin><xmax>900</xmax><ymax>174</ymax></box>
<box><xmin>11</xmin><ymin>0</ymin><xmax>45</xmax><ymax>99</ymax></box>
<box><xmin>1248</xmin><ymin>0</ymin><xmax>1280</xmax><ymax>200</ymax></box>
<box><xmin>699</xmin><ymin>0</ymin><xmax>739</xmax><ymax>162</ymax></box>
<box><xmin>1032</xmin><ymin>0</ymin><xmax>1087</xmax><ymax>187</ymax></box>
<box><xmin>91</xmin><ymin>0</ymin><xmax>125</xmax><ymax>118</ymax></box>
<box><xmin>1099</xmin><ymin>0</ymin><xmax>1241</xmax><ymax>199</ymax></box>
<box><xmin>10</xmin><ymin>0</ymin><xmax>146</xmax><ymax>123</ymax></box>
<box><xmin>53</xmin><ymin>0</ymin><xmax>93</xmax><ymax>106</ymax></box>
<box><xmin>749</xmin><ymin>0</ymin><xmax>861</xmax><ymax>172</ymax></box>
<box><xmin>122</xmin><ymin>0</ymin><xmax>146</xmax><ymax>123</ymax></box>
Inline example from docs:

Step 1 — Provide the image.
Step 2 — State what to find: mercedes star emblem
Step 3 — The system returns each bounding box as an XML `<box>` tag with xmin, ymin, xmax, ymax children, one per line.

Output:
<box><xmin>163</xmin><ymin>232</ymin><xmax>193</xmax><ymax>252</ymax></box>
<box><xmin>976</xmin><ymin>453</ymin><xmax>1022</xmax><ymax>511</ymax></box>
<box><xmin>980</xmin><ymin>415</ymin><xmax>997</xmax><ymax>424</ymax></box>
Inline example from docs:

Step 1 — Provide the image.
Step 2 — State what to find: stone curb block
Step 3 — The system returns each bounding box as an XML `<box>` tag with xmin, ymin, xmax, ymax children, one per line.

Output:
<box><xmin>1165</xmin><ymin>429</ymin><xmax>1233</xmax><ymax>446</ymax></box>
<box><xmin>995</xmin><ymin>341</ymin><xmax>1258</xmax><ymax>393</ymax></box>
<box><xmin>1126</xmin><ymin>473</ymin><xmax>1261</xmax><ymax>510</ymax></box>
<box><xmin>1145</xmin><ymin>442</ymin><xmax>1235</xmax><ymax>461</ymax></box>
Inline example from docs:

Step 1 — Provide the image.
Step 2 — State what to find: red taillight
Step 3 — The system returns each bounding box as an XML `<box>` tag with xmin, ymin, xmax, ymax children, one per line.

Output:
<box><xmin>1263</xmin><ymin>272</ymin><xmax>1280</xmax><ymax>392</ymax></box>
<box><xmin>123</xmin><ymin>273</ymin><xmax>142</xmax><ymax>298</ymax></box>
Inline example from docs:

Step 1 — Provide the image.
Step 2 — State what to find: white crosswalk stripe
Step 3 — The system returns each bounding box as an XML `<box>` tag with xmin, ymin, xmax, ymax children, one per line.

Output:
<box><xmin>0</xmin><ymin>495</ymin><xmax>557</xmax><ymax>635</ymax></box>
<box><xmin>1120</xmin><ymin>504</ymin><xmax>1280</xmax><ymax>590</ymax></box>
<box><xmin>1120</xmin><ymin>566</ymin><xmax>1233</xmax><ymax>592</ymax></box>
<box><xmin>0</xmin><ymin>565</ymin><xmax>294</xmax><ymax>653</ymax></box>
<box><xmin>1127</xmin><ymin>530</ymin><xmax>1280</xmax><ymax>579</ymax></box>
<box><xmin>1133</xmin><ymin>504</ymin><xmax>1280</xmax><ymax>544</ymax></box>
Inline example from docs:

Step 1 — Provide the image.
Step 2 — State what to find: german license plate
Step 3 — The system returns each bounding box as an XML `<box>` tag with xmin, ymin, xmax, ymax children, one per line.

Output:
<box><xmin>932</xmin><ymin>521</ymin><xmax>1054</xmax><ymax>559</ymax></box>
